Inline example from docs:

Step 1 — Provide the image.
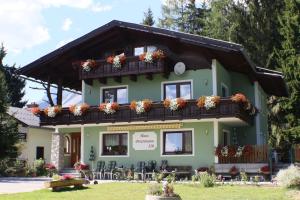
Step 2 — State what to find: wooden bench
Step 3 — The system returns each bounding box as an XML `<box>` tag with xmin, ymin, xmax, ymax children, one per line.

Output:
<box><xmin>162</xmin><ymin>166</ymin><xmax>192</xmax><ymax>179</ymax></box>
<box><xmin>44</xmin><ymin>179</ymin><xmax>85</xmax><ymax>191</ymax></box>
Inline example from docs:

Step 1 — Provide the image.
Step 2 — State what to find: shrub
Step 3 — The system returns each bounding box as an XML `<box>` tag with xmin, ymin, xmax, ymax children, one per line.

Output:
<box><xmin>276</xmin><ymin>165</ymin><xmax>300</xmax><ymax>188</ymax></box>
<box><xmin>153</xmin><ymin>172</ymin><xmax>163</xmax><ymax>183</ymax></box>
<box><xmin>199</xmin><ymin>172</ymin><xmax>216</xmax><ymax>187</ymax></box>
<box><xmin>147</xmin><ymin>183</ymin><xmax>162</xmax><ymax>196</ymax></box>
<box><xmin>34</xmin><ymin>158</ymin><xmax>47</xmax><ymax>176</ymax></box>
<box><xmin>166</xmin><ymin>172</ymin><xmax>176</xmax><ymax>183</ymax></box>
<box><xmin>52</xmin><ymin>174</ymin><xmax>61</xmax><ymax>181</ymax></box>
<box><xmin>192</xmin><ymin>174</ymin><xmax>199</xmax><ymax>182</ymax></box>
<box><xmin>240</xmin><ymin>172</ymin><xmax>248</xmax><ymax>182</ymax></box>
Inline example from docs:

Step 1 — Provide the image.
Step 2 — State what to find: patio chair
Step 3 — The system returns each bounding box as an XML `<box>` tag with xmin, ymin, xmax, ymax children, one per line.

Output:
<box><xmin>94</xmin><ymin>161</ymin><xmax>105</xmax><ymax>179</ymax></box>
<box><xmin>134</xmin><ymin>161</ymin><xmax>146</xmax><ymax>180</ymax></box>
<box><xmin>103</xmin><ymin>161</ymin><xmax>117</xmax><ymax>180</ymax></box>
<box><xmin>145</xmin><ymin>160</ymin><xmax>157</xmax><ymax>180</ymax></box>
<box><xmin>160</xmin><ymin>160</ymin><xmax>168</xmax><ymax>171</ymax></box>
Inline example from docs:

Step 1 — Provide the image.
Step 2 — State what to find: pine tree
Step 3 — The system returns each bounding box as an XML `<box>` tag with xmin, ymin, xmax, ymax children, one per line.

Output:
<box><xmin>0</xmin><ymin>70</ymin><xmax>19</xmax><ymax>159</ymax></box>
<box><xmin>142</xmin><ymin>8</ymin><xmax>155</xmax><ymax>26</ymax></box>
<box><xmin>0</xmin><ymin>44</ymin><xmax>27</xmax><ymax>107</ymax></box>
<box><xmin>269</xmin><ymin>0</ymin><xmax>300</xmax><ymax>146</ymax></box>
<box><xmin>158</xmin><ymin>0</ymin><xmax>208</xmax><ymax>34</ymax></box>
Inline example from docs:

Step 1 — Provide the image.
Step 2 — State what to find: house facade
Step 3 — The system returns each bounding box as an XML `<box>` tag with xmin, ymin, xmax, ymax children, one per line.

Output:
<box><xmin>19</xmin><ymin>21</ymin><xmax>287</xmax><ymax>172</ymax></box>
<box><xmin>8</xmin><ymin>107</ymin><xmax>53</xmax><ymax>165</ymax></box>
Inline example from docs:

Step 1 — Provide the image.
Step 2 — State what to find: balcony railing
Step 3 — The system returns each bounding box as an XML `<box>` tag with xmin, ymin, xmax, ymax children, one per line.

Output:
<box><xmin>40</xmin><ymin>98</ymin><xmax>254</xmax><ymax>126</ymax></box>
<box><xmin>218</xmin><ymin>145</ymin><xmax>269</xmax><ymax>164</ymax></box>
<box><xmin>78</xmin><ymin>56</ymin><xmax>169</xmax><ymax>80</ymax></box>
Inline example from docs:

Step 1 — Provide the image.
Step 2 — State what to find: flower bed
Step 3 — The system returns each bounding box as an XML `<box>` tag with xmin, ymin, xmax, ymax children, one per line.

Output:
<box><xmin>99</xmin><ymin>102</ymin><xmax>119</xmax><ymax>114</ymax></box>
<box><xmin>130</xmin><ymin>99</ymin><xmax>152</xmax><ymax>114</ymax></box>
<box><xmin>69</xmin><ymin>103</ymin><xmax>90</xmax><ymax>116</ymax></box>
<box><xmin>107</xmin><ymin>54</ymin><xmax>126</xmax><ymax>69</ymax></box>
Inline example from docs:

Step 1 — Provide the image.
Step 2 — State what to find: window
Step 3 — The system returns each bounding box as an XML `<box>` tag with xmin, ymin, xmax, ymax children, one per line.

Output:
<box><xmin>134</xmin><ymin>47</ymin><xmax>144</xmax><ymax>56</ymax></box>
<box><xmin>134</xmin><ymin>45</ymin><xmax>157</xmax><ymax>56</ymax></box>
<box><xmin>102</xmin><ymin>133</ymin><xmax>128</xmax><ymax>156</ymax></box>
<box><xmin>36</xmin><ymin>146</ymin><xmax>44</xmax><ymax>160</ymax></box>
<box><xmin>102</xmin><ymin>87</ymin><xmax>128</xmax><ymax>104</ymax></box>
<box><xmin>163</xmin><ymin>81</ymin><xmax>192</xmax><ymax>99</ymax></box>
<box><xmin>64</xmin><ymin>136</ymin><xmax>70</xmax><ymax>154</ymax></box>
<box><xmin>163</xmin><ymin>131</ymin><xmax>193</xmax><ymax>155</ymax></box>
<box><xmin>221</xmin><ymin>83</ymin><xmax>229</xmax><ymax>97</ymax></box>
<box><xmin>223</xmin><ymin>130</ymin><xmax>230</xmax><ymax>146</ymax></box>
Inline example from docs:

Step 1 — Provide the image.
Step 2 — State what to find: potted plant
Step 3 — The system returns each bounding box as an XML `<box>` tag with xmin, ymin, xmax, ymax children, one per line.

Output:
<box><xmin>229</xmin><ymin>166</ymin><xmax>239</xmax><ymax>178</ymax></box>
<box><xmin>145</xmin><ymin>182</ymin><xmax>181</xmax><ymax>200</ymax></box>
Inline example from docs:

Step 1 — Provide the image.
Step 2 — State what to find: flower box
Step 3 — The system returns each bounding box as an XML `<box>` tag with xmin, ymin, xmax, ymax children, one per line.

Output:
<box><xmin>145</xmin><ymin>195</ymin><xmax>181</xmax><ymax>200</ymax></box>
<box><xmin>44</xmin><ymin>179</ymin><xmax>85</xmax><ymax>191</ymax></box>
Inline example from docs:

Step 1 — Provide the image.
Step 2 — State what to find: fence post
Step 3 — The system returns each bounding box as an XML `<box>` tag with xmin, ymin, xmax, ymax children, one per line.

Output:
<box><xmin>290</xmin><ymin>145</ymin><xmax>295</xmax><ymax>163</ymax></box>
<box><xmin>268</xmin><ymin>146</ymin><xmax>273</xmax><ymax>180</ymax></box>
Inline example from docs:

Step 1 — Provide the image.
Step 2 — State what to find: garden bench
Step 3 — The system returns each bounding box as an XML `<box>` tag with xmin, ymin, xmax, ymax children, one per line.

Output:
<box><xmin>162</xmin><ymin>166</ymin><xmax>192</xmax><ymax>179</ymax></box>
<box><xmin>44</xmin><ymin>179</ymin><xmax>85</xmax><ymax>191</ymax></box>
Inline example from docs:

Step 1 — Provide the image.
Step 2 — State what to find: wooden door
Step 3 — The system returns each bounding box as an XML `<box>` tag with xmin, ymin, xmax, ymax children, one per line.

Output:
<box><xmin>71</xmin><ymin>133</ymin><xmax>81</xmax><ymax>166</ymax></box>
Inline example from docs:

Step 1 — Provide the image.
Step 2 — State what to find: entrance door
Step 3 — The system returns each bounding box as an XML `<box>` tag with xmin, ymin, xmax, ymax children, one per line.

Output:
<box><xmin>71</xmin><ymin>133</ymin><xmax>81</xmax><ymax>166</ymax></box>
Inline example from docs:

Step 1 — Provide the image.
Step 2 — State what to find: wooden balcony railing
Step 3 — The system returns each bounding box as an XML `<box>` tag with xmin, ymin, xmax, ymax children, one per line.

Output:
<box><xmin>78</xmin><ymin>56</ymin><xmax>169</xmax><ymax>80</ymax></box>
<box><xmin>40</xmin><ymin>98</ymin><xmax>254</xmax><ymax>126</ymax></box>
<box><xmin>218</xmin><ymin>145</ymin><xmax>269</xmax><ymax>164</ymax></box>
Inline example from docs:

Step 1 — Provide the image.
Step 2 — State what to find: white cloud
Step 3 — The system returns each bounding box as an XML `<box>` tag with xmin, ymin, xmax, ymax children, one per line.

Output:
<box><xmin>0</xmin><ymin>0</ymin><xmax>112</xmax><ymax>54</ymax></box>
<box><xmin>62</xmin><ymin>18</ymin><xmax>73</xmax><ymax>31</ymax></box>
<box><xmin>91</xmin><ymin>2</ymin><xmax>112</xmax><ymax>12</ymax></box>
<box><xmin>56</xmin><ymin>38</ymin><xmax>74</xmax><ymax>48</ymax></box>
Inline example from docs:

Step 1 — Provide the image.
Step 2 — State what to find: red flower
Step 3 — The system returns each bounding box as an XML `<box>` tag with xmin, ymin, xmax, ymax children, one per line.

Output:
<box><xmin>62</xmin><ymin>174</ymin><xmax>74</xmax><ymax>180</ymax></box>
<box><xmin>260</xmin><ymin>165</ymin><xmax>270</xmax><ymax>173</ymax></box>
<box><xmin>231</xmin><ymin>93</ymin><xmax>248</xmax><ymax>103</ymax></box>
<box><xmin>229</xmin><ymin>166</ymin><xmax>239</xmax><ymax>175</ymax></box>
<box><xmin>228</xmin><ymin>145</ymin><xmax>237</xmax><ymax>157</ymax></box>
<box><xmin>44</xmin><ymin>163</ymin><xmax>56</xmax><ymax>170</ymax></box>
<box><xmin>215</xmin><ymin>145</ymin><xmax>222</xmax><ymax>157</ymax></box>
<box><xmin>243</xmin><ymin>145</ymin><xmax>253</xmax><ymax>157</ymax></box>
<box><xmin>177</xmin><ymin>98</ymin><xmax>187</xmax><ymax>109</ymax></box>
<box><xmin>31</xmin><ymin>107</ymin><xmax>41</xmax><ymax>115</ymax></box>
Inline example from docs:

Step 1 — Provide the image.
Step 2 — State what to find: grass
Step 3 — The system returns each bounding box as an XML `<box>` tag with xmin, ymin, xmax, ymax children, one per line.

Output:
<box><xmin>0</xmin><ymin>182</ymin><xmax>293</xmax><ymax>200</ymax></box>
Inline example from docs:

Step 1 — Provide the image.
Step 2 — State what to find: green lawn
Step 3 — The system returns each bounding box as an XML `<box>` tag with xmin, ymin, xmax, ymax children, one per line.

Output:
<box><xmin>0</xmin><ymin>182</ymin><xmax>293</xmax><ymax>200</ymax></box>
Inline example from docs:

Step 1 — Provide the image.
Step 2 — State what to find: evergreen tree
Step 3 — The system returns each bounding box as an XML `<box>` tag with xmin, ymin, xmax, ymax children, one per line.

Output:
<box><xmin>0</xmin><ymin>44</ymin><xmax>27</xmax><ymax>108</ymax></box>
<box><xmin>158</xmin><ymin>0</ymin><xmax>208</xmax><ymax>34</ymax></box>
<box><xmin>269</xmin><ymin>0</ymin><xmax>300</xmax><ymax>147</ymax></box>
<box><xmin>0</xmin><ymin>70</ymin><xmax>19</xmax><ymax>159</ymax></box>
<box><xmin>142</xmin><ymin>7</ymin><xmax>155</xmax><ymax>26</ymax></box>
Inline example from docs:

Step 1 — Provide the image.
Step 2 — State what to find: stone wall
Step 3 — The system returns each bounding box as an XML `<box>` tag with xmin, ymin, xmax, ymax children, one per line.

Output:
<box><xmin>50</xmin><ymin>132</ymin><xmax>64</xmax><ymax>171</ymax></box>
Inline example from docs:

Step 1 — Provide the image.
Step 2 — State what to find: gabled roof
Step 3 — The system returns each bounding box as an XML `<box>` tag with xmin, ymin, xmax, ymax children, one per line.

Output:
<box><xmin>7</xmin><ymin>107</ymin><xmax>40</xmax><ymax>127</ymax></box>
<box><xmin>18</xmin><ymin>20</ymin><xmax>288</xmax><ymax>97</ymax></box>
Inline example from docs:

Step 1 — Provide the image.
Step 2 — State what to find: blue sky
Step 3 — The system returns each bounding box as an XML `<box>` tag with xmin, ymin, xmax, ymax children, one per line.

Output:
<box><xmin>1</xmin><ymin>0</ymin><xmax>163</xmax><ymax>105</ymax></box>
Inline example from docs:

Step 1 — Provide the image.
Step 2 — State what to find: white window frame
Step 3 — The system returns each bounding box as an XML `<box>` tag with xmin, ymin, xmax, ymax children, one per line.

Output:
<box><xmin>100</xmin><ymin>85</ymin><xmax>128</xmax><ymax>104</ymax></box>
<box><xmin>99</xmin><ymin>131</ymin><xmax>130</xmax><ymax>158</ymax></box>
<box><xmin>160</xmin><ymin>128</ymin><xmax>195</xmax><ymax>157</ymax></box>
<box><xmin>161</xmin><ymin>79</ymin><xmax>193</xmax><ymax>101</ymax></box>
<box><xmin>64</xmin><ymin>134</ymin><xmax>71</xmax><ymax>156</ymax></box>
<box><xmin>222</xmin><ymin>129</ymin><xmax>231</xmax><ymax>146</ymax></box>
<box><xmin>221</xmin><ymin>83</ymin><xmax>229</xmax><ymax>97</ymax></box>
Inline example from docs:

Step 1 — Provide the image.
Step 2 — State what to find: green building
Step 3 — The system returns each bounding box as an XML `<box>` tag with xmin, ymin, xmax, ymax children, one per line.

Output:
<box><xmin>19</xmin><ymin>21</ymin><xmax>287</xmax><ymax>175</ymax></box>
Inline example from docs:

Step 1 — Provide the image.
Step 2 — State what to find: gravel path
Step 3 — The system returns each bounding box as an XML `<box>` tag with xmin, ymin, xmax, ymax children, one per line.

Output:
<box><xmin>0</xmin><ymin>177</ymin><xmax>51</xmax><ymax>194</ymax></box>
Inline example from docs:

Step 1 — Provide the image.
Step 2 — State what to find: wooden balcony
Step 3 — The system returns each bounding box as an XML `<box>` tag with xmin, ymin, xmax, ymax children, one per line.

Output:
<box><xmin>218</xmin><ymin>145</ymin><xmax>269</xmax><ymax>164</ymax></box>
<box><xmin>40</xmin><ymin>98</ymin><xmax>254</xmax><ymax>126</ymax></box>
<box><xmin>78</xmin><ymin>56</ymin><xmax>169</xmax><ymax>81</ymax></box>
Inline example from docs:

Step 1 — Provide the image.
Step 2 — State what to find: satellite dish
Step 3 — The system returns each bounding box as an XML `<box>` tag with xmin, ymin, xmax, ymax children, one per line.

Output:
<box><xmin>174</xmin><ymin>62</ymin><xmax>186</xmax><ymax>75</ymax></box>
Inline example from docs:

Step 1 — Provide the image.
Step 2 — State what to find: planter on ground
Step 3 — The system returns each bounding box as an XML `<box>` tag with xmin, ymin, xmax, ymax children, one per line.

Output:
<box><xmin>145</xmin><ymin>195</ymin><xmax>181</xmax><ymax>200</ymax></box>
<box><xmin>44</xmin><ymin>179</ymin><xmax>85</xmax><ymax>191</ymax></box>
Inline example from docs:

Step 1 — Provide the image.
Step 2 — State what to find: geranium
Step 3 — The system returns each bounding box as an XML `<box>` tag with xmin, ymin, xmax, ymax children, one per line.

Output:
<box><xmin>69</xmin><ymin>103</ymin><xmax>90</xmax><ymax>116</ymax></box>
<box><xmin>229</xmin><ymin>166</ymin><xmax>239</xmax><ymax>175</ymax></box>
<box><xmin>215</xmin><ymin>145</ymin><xmax>222</xmax><ymax>157</ymax></box>
<box><xmin>197</xmin><ymin>96</ymin><xmax>220</xmax><ymax>110</ymax></box>
<box><xmin>99</xmin><ymin>102</ymin><xmax>119</xmax><ymax>114</ymax></box>
<box><xmin>228</xmin><ymin>145</ymin><xmax>237</xmax><ymax>157</ymax></box>
<box><xmin>106</xmin><ymin>54</ymin><xmax>126</xmax><ymax>69</ymax></box>
<box><xmin>139</xmin><ymin>50</ymin><xmax>165</xmax><ymax>63</ymax></box>
<box><xmin>163</xmin><ymin>98</ymin><xmax>186</xmax><ymax>111</ymax></box>
<box><xmin>44</xmin><ymin>163</ymin><xmax>56</xmax><ymax>170</ymax></box>
<box><xmin>260</xmin><ymin>165</ymin><xmax>270</xmax><ymax>174</ymax></box>
<box><xmin>81</xmin><ymin>59</ymin><xmax>97</xmax><ymax>72</ymax></box>
<box><xmin>235</xmin><ymin>146</ymin><xmax>245</xmax><ymax>157</ymax></box>
<box><xmin>61</xmin><ymin>174</ymin><xmax>74</xmax><ymax>180</ymax></box>
<box><xmin>31</xmin><ymin>107</ymin><xmax>41</xmax><ymax>115</ymax></box>
<box><xmin>44</xmin><ymin>106</ymin><xmax>61</xmax><ymax>118</ymax></box>
<box><xmin>74</xmin><ymin>162</ymin><xmax>89</xmax><ymax>171</ymax></box>
<box><xmin>130</xmin><ymin>99</ymin><xmax>152</xmax><ymax>114</ymax></box>
<box><xmin>231</xmin><ymin>93</ymin><xmax>248</xmax><ymax>103</ymax></box>
<box><xmin>242</xmin><ymin>145</ymin><xmax>253</xmax><ymax>157</ymax></box>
